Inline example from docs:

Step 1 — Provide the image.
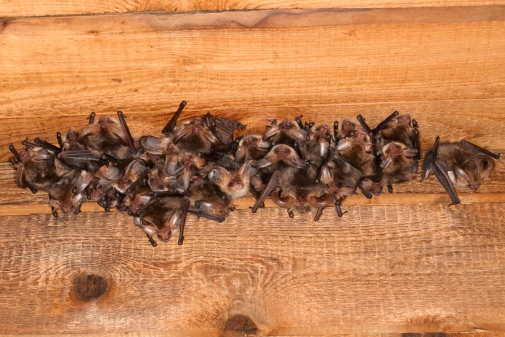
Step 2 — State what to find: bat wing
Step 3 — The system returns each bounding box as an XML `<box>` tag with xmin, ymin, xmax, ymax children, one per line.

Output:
<box><xmin>410</xmin><ymin>119</ymin><xmax>421</xmax><ymax>160</ymax></box>
<box><xmin>460</xmin><ymin>139</ymin><xmax>500</xmax><ymax>159</ymax></box>
<box><xmin>58</xmin><ymin>150</ymin><xmax>105</xmax><ymax>173</ymax></box>
<box><xmin>188</xmin><ymin>205</ymin><xmax>226</xmax><ymax>223</ymax></box>
<box><xmin>202</xmin><ymin>113</ymin><xmax>246</xmax><ymax>145</ymax></box>
<box><xmin>162</xmin><ymin>101</ymin><xmax>187</xmax><ymax>136</ymax></box>
<box><xmin>251</xmin><ymin>169</ymin><xmax>281</xmax><ymax>213</ymax></box>
<box><xmin>422</xmin><ymin>137</ymin><xmax>460</xmax><ymax>205</ymax></box>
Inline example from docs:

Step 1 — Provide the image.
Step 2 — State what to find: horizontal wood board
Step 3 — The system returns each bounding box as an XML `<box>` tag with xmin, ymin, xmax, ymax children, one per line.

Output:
<box><xmin>1</xmin><ymin>0</ymin><xmax>505</xmax><ymax>18</ymax></box>
<box><xmin>1</xmin><ymin>7</ymin><xmax>505</xmax><ymax>162</ymax></box>
<box><xmin>1</xmin><ymin>205</ymin><xmax>505</xmax><ymax>335</ymax></box>
<box><xmin>1</xmin><ymin>6</ymin><xmax>505</xmax><ymax>337</ymax></box>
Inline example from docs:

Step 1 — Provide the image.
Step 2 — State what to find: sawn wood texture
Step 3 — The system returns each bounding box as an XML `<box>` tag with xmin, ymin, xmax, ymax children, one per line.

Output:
<box><xmin>1</xmin><ymin>5</ymin><xmax>504</xmax><ymax>337</ymax></box>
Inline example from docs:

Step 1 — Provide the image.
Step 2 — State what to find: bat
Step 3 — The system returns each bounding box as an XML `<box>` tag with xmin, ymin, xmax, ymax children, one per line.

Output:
<box><xmin>9</xmin><ymin>141</ymin><xmax>93</xmax><ymax>217</ymax></box>
<box><xmin>422</xmin><ymin>137</ymin><xmax>500</xmax><ymax>204</ymax></box>
<box><xmin>252</xmin><ymin>144</ymin><xmax>332</xmax><ymax>220</ymax></box>
<box><xmin>373</xmin><ymin>112</ymin><xmax>420</xmax><ymax>192</ymax></box>
<box><xmin>78</xmin><ymin>111</ymin><xmax>137</xmax><ymax>161</ymax></box>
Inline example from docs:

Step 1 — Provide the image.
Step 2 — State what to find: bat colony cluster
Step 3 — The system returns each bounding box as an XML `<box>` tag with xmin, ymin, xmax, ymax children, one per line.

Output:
<box><xmin>9</xmin><ymin>102</ymin><xmax>500</xmax><ymax>246</ymax></box>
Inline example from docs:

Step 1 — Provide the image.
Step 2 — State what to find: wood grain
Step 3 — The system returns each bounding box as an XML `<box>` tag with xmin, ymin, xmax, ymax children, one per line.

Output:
<box><xmin>2</xmin><ymin>6</ymin><xmax>505</xmax><ymax>336</ymax></box>
<box><xmin>1</xmin><ymin>7</ymin><xmax>505</xmax><ymax>161</ymax></box>
<box><xmin>1</xmin><ymin>205</ymin><xmax>505</xmax><ymax>335</ymax></box>
<box><xmin>1</xmin><ymin>0</ymin><xmax>505</xmax><ymax>17</ymax></box>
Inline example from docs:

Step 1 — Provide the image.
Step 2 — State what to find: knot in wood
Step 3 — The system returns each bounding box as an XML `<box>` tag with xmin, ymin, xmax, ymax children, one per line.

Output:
<box><xmin>72</xmin><ymin>273</ymin><xmax>108</xmax><ymax>301</ymax></box>
<box><xmin>222</xmin><ymin>314</ymin><xmax>259</xmax><ymax>336</ymax></box>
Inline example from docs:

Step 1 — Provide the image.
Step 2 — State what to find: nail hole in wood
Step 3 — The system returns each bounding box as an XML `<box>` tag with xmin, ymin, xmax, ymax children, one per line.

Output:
<box><xmin>72</xmin><ymin>273</ymin><xmax>108</xmax><ymax>301</ymax></box>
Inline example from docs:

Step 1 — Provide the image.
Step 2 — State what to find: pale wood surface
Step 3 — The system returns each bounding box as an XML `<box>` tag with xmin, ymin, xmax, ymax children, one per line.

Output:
<box><xmin>1</xmin><ymin>0</ymin><xmax>505</xmax><ymax>17</ymax></box>
<box><xmin>1</xmin><ymin>6</ymin><xmax>505</xmax><ymax>337</ymax></box>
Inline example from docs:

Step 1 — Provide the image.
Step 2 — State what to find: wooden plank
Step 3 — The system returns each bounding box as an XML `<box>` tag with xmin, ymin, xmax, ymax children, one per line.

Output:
<box><xmin>2</xmin><ymin>8</ymin><xmax>505</xmax><ymax>114</ymax></box>
<box><xmin>0</xmin><ymin>205</ymin><xmax>504</xmax><ymax>335</ymax></box>
<box><xmin>1</xmin><ymin>0</ymin><xmax>505</xmax><ymax>18</ymax></box>
<box><xmin>1</xmin><ymin>8</ymin><xmax>505</xmax><ymax>159</ymax></box>
<box><xmin>1</xmin><ymin>7</ymin><xmax>505</xmax><ymax>336</ymax></box>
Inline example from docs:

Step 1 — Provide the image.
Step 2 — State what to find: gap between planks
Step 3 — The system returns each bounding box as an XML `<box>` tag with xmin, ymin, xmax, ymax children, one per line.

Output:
<box><xmin>1</xmin><ymin>193</ymin><xmax>504</xmax><ymax>216</ymax></box>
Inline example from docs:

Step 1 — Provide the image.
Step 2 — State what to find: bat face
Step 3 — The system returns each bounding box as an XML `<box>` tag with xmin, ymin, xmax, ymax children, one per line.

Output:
<box><xmin>321</xmin><ymin>150</ymin><xmax>363</xmax><ymax>198</ymax></box>
<box><xmin>48</xmin><ymin>170</ymin><xmax>93</xmax><ymax>216</ymax></box>
<box><xmin>187</xmin><ymin>177</ymin><xmax>232</xmax><ymax>219</ymax></box>
<box><xmin>338</xmin><ymin>119</ymin><xmax>358</xmax><ymax>139</ymax></box>
<box><xmin>438</xmin><ymin>142</ymin><xmax>496</xmax><ymax>191</ymax></box>
<box><xmin>262</xmin><ymin>118</ymin><xmax>309</xmax><ymax>146</ymax></box>
<box><xmin>139</xmin><ymin>153</ymin><xmax>178</xmax><ymax>192</ymax></box>
<box><xmin>234</xmin><ymin>134</ymin><xmax>270</xmax><ymax>163</ymax></box>
<box><xmin>208</xmin><ymin>160</ymin><xmax>258</xmax><ymax>201</ymax></box>
<box><xmin>59</xmin><ymin>130</ymin><xmax>84</xmax><ymax>151</ymax></box>
<box><xmin>320</xmin><ymin>118</ymin><xmax>378</xmax><ymax>204</ymax></box>
<box><xmin>336</xmin><ymin>121</ymin><xmax>375</xmax><ymax>177</ymax></box>
<box><xmin>172</xmin><ymin>117</ymin><xmax>221</xmax><ymax>154</ymax></box>
<box><xmin>271</xmin><ymin>166</ymin><xmax>332</xmax><ymax>217</ymax></box>
<box><xmin>10</xmin><ymin>143</ymin><xmax>71</xmax><ymax>193</ymax></box>
<box><xmin>379</xmin><ymin>142</ymin><xmax>418</xmax><ymax>183</ymax></box>
<box><xmin>373</xmin><ymin>112</ymin><xmax>420</xmax><ymax>191</ymax></box>
<box><xmin>251</xmin><ymin>143</ymin><xmax>331</xmax><ymax>219</ymax></box>
<box><xmin>300</xmin><ymin>124</ymin><xmax>332</xmax><ymax>168</ymax></box>
<box><xmin>133</xmin><ymin>196</ymin><xmax>190</xmax><ymax>246</ymax></box>
<box><xmin>115</xmin><ymin>158</ymin><xmax>148</xmax><ymax>194</ymax></box>
<box><xmin>161</xmin><ymin>102</ymin><xmax>244</xmax><ymax>154</ymax></box>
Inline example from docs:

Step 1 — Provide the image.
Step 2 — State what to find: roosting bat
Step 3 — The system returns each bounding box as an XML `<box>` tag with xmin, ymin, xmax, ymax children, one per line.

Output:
<box><xmin>78</xmin><ymin>111</ymin><xmax>137</xmax><ymax>161</ymax></box>
<box><xmin>422</xmin><ymin>137</ymin><xmax>500</xmax><ymax>204</ymax></box>
<box><xmin>321</xmin><ymin>118</ymin><xmax>378</xmax><ymax>216</ymax></box>
<box><xmin>252</xmin><ymin>143</ymin><xmax>332</xmax><ymax>220</ymax></box>
<box><xmin>129</xmin><ymin>189</ymin><xmax>190</xmax><ymax>246</ymax></box>
<box><xmin>9</xmin><ymin>141</ymin><xmax>93</xmax><ymax>217</ymax></box>
<box><xmin>372</xmin><ymin>111</ymin><xmax>420</xmax><ymax>192</ymax></box>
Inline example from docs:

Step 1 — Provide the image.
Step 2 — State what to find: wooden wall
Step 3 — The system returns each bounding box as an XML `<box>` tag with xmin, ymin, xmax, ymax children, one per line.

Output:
<box><xmin>1</xmin><ymin>1</ymin><xmax>505</xmax><ymax>336</ymax></box>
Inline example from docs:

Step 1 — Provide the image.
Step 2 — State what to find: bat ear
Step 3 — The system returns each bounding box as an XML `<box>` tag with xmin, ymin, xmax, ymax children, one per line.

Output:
<box><xmin>208</xmin><ymin>166</ymin><xmax>229</xmax><ymax>185</ymax></box>
<box><xmin>308</xmin><ymin>194</ymin><xmax>333</xmax><ymax>208</ymax></box>
<box><xmin>74</xmin><ymin>171</ymin><xmax>93</xmax><ymax>193</ymax></box>
<box><xmin>453</xmin><ymin>165</ymin><xmax>474</xmax><ymax>189</ymax></box>
<box><xmin>288</xmin><ymin>127</ymin><xmax>309</xmax><ymax>142</ymax></box>
<box><xmin>402</xmin><ymin>148</ymin><xmax>419</xmax><ymax>158</ymax></box>
<box><xmin>318</xmin><ymin>140</ymin><xmax>329</xmax><ymax>158</ymax></box>
<box><xmin>320</xmin><ymin>164</ymin><xmax>333</xmax><ymax>184</ymax></box>
<box><xmin>270</xmin><ymin>191</ymin><xmax>296</xmax><ymax>208</ymax></box>
<box><xmin>238</xmin><ymin>160</ymin><xmax>258</xmax><ymax>180</ymax></box>
<box><xmin>336</xmin><ymin>139</ymin><xmax>352</xmax><ymax>151</ymax></box>
<box><xmin>262</xmin><ymin>124</ymin><xmax>280</xmax><ymax>140</ymax></box>
<box><xmin>140</xmin><ymin>136</ymin><xmax>165</xmax><ymax>154</ymax></box>
<box><xmin>380</xmin><ymin>157</ymin><xmax>392</xmax><ymax>169</ymax></box>
<box><xmin>235</xmin><ymin>146</ymin><xmax>246</xmax><ymax>163</ymax></box>
<box><xmin>480</xmin><ymin>157</ymin><xmax>496</xmax><ymax>180</ymax></box>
